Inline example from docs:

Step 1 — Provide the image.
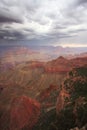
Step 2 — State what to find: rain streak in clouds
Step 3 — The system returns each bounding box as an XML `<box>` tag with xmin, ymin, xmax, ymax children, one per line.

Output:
<box><xmin>0</xmin><ymin>0</ymin><xmax>87</xmax><ymax>47</ymax></box>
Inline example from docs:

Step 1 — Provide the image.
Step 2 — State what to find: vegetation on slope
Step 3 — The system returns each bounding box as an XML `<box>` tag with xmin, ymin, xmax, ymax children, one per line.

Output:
<box><xmin>34</xmin><ymin>65</ymin><xmax>87</xmax><ymax>130</ymax></box>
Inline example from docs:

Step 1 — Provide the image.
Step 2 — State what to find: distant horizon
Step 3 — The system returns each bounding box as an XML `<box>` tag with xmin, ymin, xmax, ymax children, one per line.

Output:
<box><xmin>0</xmin><ymin>42</ymin><xmax>87</xmax><ymax>48</ymax></box>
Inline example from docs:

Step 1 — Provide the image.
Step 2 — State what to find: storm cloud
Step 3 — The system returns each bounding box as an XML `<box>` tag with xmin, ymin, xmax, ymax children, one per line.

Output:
<box><xmin>0</xmin><ymin>0</ymin><xmax>87</xmax><ymax>47</ymax></box>
<box><xmin>77</xmin><ymin>0</ymin><xmax>87</xmax><ymax>5</ymax></box>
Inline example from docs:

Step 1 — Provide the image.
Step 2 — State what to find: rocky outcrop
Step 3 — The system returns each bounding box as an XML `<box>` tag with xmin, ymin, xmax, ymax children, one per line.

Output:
<box><xmin>56</xmin><ymin>65</ymin><xmax>87</xmax><ymax>127</ymax></box>
<box><xmin>10</xmin><ymin>96</ymin><xmax>41</xmax><ymax>130</ymax></box>
<box><xmin>37</xmin><ymin>84</ymin><xmax>58</xmax><ymax>111</ymax></box>
<box><xmin>45</xmin><ymin>56</ymin><xmax>87</xmax><ymax>74</ymax></box>
<box><xmin>32</xmin><ymin>65</ymin><xmax>87</xmax><ymax>130</ymax></box>
<box><xmin>38</xmin><ymin>85</ymin><xmax>58</xmax><ymax>102</ymax></box>
<box><xmin>56</xmin><ymin>88</ymin><xmax>70</xmax><ymax>113</ymax></box>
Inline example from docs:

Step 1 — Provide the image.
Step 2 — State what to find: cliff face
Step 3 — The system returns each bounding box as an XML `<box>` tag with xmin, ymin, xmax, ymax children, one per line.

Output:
<box><xmin>10</xmin><ymin>96</ymin><xmax>41</xmax><ymax>130</ymax></box>
<box><xmin>37</xmin><ymin>84</ymin><xmax>58</xmax><ymax>111</ymax></box>
<box><xmin>33</xmin><ymin>65</ymin><xmax>87</xmax><ymax>130</ymax></box>
<box><xmin>56</xmin><ymin>88</ymin><xmax>70</xmax><ymax>112</ymax></box>
<box><xmin>0</xmin><ymin>96</ymin><xmax>41</xmax><ymax>130</ymax></box>
<box><xmin>56</xmin><ymin>65</ymin><xmax>87</xmax><ymax>127</ymax></box>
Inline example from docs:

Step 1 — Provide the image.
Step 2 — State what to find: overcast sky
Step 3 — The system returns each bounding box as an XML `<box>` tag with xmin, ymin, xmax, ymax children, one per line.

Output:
<box><xmin>0</xmin><ymin>0</ymin><xmax>87</xmax><ymax>47</ymax></box>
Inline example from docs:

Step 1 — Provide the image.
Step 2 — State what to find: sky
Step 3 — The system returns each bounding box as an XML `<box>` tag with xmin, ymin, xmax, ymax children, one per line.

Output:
<box><xmin>0</xmin><ymin>0</ymin><xmax>87</xmax><ymax>47</ymax></box>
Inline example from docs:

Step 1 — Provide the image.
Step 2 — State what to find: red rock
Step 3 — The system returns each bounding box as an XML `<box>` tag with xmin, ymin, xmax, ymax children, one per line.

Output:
<box><xmin>38</xmin><ymin>85</ymin><xmax>58</xmax><ymax>102</ymax></box>
<box><xmin>56</xmin><ymin>89</ymin><xmax>70</xmax><ymax>113</ymax></box>
<box><xmin>10</xmin><ymin>96</ymin><xmax>41</xmax><ymax>130</ymax></box>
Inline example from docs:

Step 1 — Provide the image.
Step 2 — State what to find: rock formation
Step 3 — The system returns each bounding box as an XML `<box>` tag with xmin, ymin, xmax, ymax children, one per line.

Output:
<box><xmin>10</xmin><ymin>96</ymin><xmax>41</xmax><ymax>130</ymax></box>
<box><xmin>56</xmin><ymin>65</ymin><xmax>87</xmax><ymax>127</ymax></box>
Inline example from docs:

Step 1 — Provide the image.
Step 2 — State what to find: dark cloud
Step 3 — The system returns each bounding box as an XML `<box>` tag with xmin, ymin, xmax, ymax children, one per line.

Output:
<box><xmin>0</xmin><ymin>4</ymin><xmax>23</xmax><ymax>23</ymax></box>
<box><xmin>76</xmin><ymin>0</ymin><xmax>87</xmax><ymax>6</ymax></box>
<box><xmin>24</xmin><ymin>28</ymin><xmax>35</xmax><ymax>33</ymax></box>
<box><xmin>47</xmin><ymin>31</ymin><xmax>76</xmax><ymax>40</ymax></box>
<box><xmin>0</xmin><ymin>15</ymin><xmax>22</xmax><ymax>23</ymax></box>
<box><xmin>0</xmin><ymin>29</ymin><xmax>27</xmax><ymax>40</ymax></box>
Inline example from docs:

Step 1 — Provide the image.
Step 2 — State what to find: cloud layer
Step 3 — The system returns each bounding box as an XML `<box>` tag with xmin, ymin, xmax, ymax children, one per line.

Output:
<box><xmin>0</xmin><ymin>0</ymin><xmax>87</xmax><ymax>46</ymax></box>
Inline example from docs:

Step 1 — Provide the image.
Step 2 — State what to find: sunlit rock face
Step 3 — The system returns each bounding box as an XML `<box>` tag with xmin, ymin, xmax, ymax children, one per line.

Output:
<box><xmin>10</xmin><ymin>96</ymin><xmax>41</xmax><ymax>130</ymax></box>
<box><xmin>56</xmin><ymin>88</ymin><xmax>70</xmax><ymax>113</ymax></box>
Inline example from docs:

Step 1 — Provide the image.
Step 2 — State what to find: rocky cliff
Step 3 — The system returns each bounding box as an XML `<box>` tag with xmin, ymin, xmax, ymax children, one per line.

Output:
<box><xmin>0</xmin><ymin>96</ymin><xmax>41</xmax><ymax>130</ymax></box>
<box><xmin>56</xmin><ymin>65</ymin><xmax>87</xmax><ymax>127</ymax></box>
<box><xmin>33</xmin><ymin>65</ymin><xmax>87</xmax><ymax>130</ymax></box>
